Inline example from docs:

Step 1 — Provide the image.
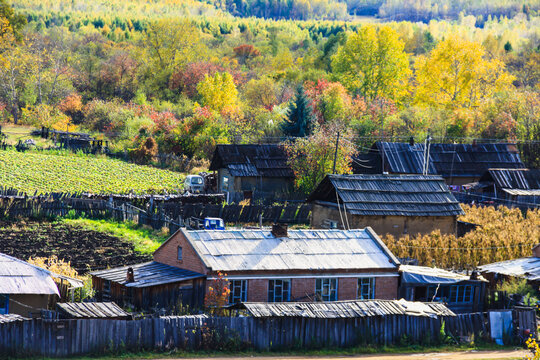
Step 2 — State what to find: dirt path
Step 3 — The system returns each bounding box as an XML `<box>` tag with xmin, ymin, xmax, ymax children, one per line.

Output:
<box><xmin>172</xmin><ymin>350</ymin><xmax>528</xmax><ymax>360</ymax></box>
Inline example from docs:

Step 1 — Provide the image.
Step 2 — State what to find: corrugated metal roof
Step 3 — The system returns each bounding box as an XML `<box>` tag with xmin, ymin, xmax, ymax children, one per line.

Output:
<box><xmin>0</xmin><ymin>253</ymin><xmax>60</xmax><ymax>296</ymax></box>
<box><xmin>308</xmin><ymin>174</ymin><xmax>464</xmax><ymax>217</ymax></box>
<box><xmin>478</xmin><ymin>257</ymin><xmax>540</xmax><ymax>281</ymax></box>
<box><xmin>240</xmin><ymin>299</ymin><xmax>455</xmax><ymax>318</ymax></box>
<box><xmin>56</xmin><ymin>302</ymin><xmax>131</xmax><ymax>319</ymax></box>
<box><xmin>209</xmin><ymin>144</ymin><xmax>294</xmax><ymax>178</ymax></box>
<box><xmin>400</xmin><ymin>265</ymin><xmax>486</xmax><ymax>284</ymax></box>
<box><xmin>184</xmin><ymin>228</ymin><xmax>400</xmax><ymax>272</ymax></box>
<box><xmin>481</xmin><ymin>168</ymin><xmax>540</xmax><ymax>190</ymax></box>
<box><xmin>0</xmin><ymin>314</ymin><xmax>29</xmax><ymax>323</ymax></box>
<box><xmin>90</xmin><ymin>261</ymin><xmax>205</xmax><ymax>288</ymax></box>
<box><xmin>502</xmin><ymin>188</ymin><xmax>540</xmax><ymax>196</ymax></box>
<box><xmin>370</xmin><ymin>142</ymin><xmax>524</xmax><ymax>177</ymax></box>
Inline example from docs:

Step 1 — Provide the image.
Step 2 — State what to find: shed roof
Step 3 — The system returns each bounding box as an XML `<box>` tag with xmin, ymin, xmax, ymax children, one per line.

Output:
<box><xmin>56</xmin><ymin>302</ymin><xmax>131</xmax><ymax>319</ymax></box>
<box><xmin>478</xmin><ymin>257</ymin><xmax>540</xmax><ymax>281</ymax></box>
<box><xmin>0</xmin><ymin>253</ymin><xmax>60</xmax><ymax>296</ymax></box>
<box><xmin>370</xmin><ymin>142</ymin><xmax>524</xmax><ymax>178</ymax></box>
<box><xmin>90</xmin><ymin>261</ymin><xmax>205</xmax><ymax>288</ymax></box>
<box><xmin>480</xmin><ymin>168</ymin><xmax>540</xmax><ymax>191</ymax></box>
<box><xmin>209</xmin><ymin>144</ymin><xmax>294</xmax><ymax>178</ymax></box>
<box><xmin>0</xmin><ymin>314</ymin><xmax>29</xmax><ymax>323</ymax></box>
<box><xmin>307</xmin><ymin>174</ymin><xmax>463</xmax><ymax>217</ymax></box>
<box><xmin>183</xmin><ymin>228</ymin><xmax>400</xmax><ymax>272</ymax></box>
<box><xmin>239</xmin><ymin>299</ymin><xmax>455</xmax><ymax>318</ymax></box>
<box><xmin>400</xmin><ymin>265</ymin><xmax>486</xmax><ymax>285</ymax></box>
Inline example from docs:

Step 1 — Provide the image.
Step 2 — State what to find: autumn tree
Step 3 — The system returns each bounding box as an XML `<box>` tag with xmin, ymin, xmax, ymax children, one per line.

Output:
<box><xmin>243</xmin><ymin>77</ymin><xmax>277</xmax><ymax>110</ymax></box>
<box><xmin>197</xmin><ymin>72</ymin><xmax>238</xmax><ymax>113</ymax></box>
<box><xmin>414</xmin><ymin>37</ymin><xmax>514</xmax><ymax>110</ymax></box>
<box><xmin>204</xmin><ymin>271</ymin><xmax>230</xmax><ymax>315</ymax></box>
<box><xmin>282</xmin><ymin>125</ymin><xmax>356</xmax><ymax>194</ymax></box>
<box><xmin>233</xmin><ymin>44</ymin><xmax>261</xmax><ymax>64</ymax></box>
<box><xmin>332</xmin><ymin>25</ymin><xmax>410</xmax><ymax>101</ymax></box>
<box><xmin>281</xmin><ymin>85</ymin><xmax>315</xmax><ymax>137</ymax></box>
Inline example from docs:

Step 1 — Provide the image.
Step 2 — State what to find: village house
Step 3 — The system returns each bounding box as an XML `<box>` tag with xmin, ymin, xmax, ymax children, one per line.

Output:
<box><xmin>471</xmin><ymin>168</ymin><xmax>540</xmax><ymax>207</ymax></box>
<box><xmin>0</xmin><ymin>253</ymin><xmax>60</xmax><ymax>316</ymax></box>
<box><xmin>398</xmin><ymin>265</ymin><xmax>487</xmax><ymax>314</ymax></box>
<box><xmin>307</xmin><ymin>174</ymin><xmax>464</xmax><ymax>238</ymax></box>
<box><xmin>208</xmin><ymin>144</ymin><xmax>295</xmax><ymax>201</ymax></box>
<box><xmin>91</xmin><ymin>261</ymin><xmax>206</xmax><ymax>311</ymax></box>
<box><xmin>352</xmin><ymin>141</ymin><xmax>524</xmax><ymax>187</ymax></box>
<box><xmin>154</xmin><ymin>226</ymin><xmax>400</xmax><ymax>303</ymax></box>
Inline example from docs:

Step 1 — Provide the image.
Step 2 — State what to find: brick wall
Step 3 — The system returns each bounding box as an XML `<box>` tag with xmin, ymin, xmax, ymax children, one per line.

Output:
<box><xmin>153</xmin><ymin>231</ymin><xmax>208</xmax><ymax>275</ymax></box>
<box><xmin>291</xmin><ymin>278</ymin><xmax>316</xmax><ymax>301</ymax></box>
<box><xmin>247</xmin><ymin>279</ymin><xmax>268</xmax><ymax>302</ymax></box>
<box><xmin>338</xmin><ymin>278</ymin><xmax>357</xmax><ymax>300</ymax></box>
<box><xmin>375</xmin><ymin>276</ymin><xmax>398</xmax><ymax>299</ymax></box>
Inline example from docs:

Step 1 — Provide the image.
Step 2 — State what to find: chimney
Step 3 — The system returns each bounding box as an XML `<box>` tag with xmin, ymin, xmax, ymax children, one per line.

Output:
<box><xmin>271</xmin><ymin>223</ymin><xmax>288</xmax><ymax>238</ymax></box>
<box><xmin>409</xmin><ymin>137</ymin><xmax>414</xmax><ymax>146</ymax></box>
<box><xmin>126</xmin><ymin>267</ymin><xmax>135</xmax><ymax>283</ymax></box>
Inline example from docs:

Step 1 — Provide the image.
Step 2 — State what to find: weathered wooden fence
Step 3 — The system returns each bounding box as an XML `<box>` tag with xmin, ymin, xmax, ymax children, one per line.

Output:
<box><xmin>0</xmin><ymin>309</ymin><xmax>534</xmax><ymax>357</ymax></box>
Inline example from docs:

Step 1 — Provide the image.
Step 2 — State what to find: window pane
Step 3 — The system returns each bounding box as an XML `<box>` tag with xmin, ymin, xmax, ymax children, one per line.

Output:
<box><xmin>268</xmin><ymin>279</ymin><xmax>290</xmax><ymax>302</ymax></box>
<box><xmin>358</xmin><ymin>278</ymin><xmax>375</xmax><ymax>300</ymax></box>
<box><xmin>229</xmin><ymin>280</ymin><xmax>247</xmax><ymax>303</ymax></box>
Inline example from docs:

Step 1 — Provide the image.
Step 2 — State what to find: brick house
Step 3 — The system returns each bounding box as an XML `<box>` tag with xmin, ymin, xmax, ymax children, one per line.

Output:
<box><xmin>154</xmin><ymin>226</ymin><xmax>400</xmax><ymax>303</ymax></box>
<box><xmin>308</xmin><ymin>174</ymin><xmax>464</xmax><ymax>238</ymax></box>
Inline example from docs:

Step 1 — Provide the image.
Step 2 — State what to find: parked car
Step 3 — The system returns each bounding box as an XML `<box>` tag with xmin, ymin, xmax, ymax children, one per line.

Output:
<box><xmin>184</xmin><ymin>175</ymin><xmax>204</xmax><ymax>193</ymax></box>
<box><xmin>204</xmin><ymin>217</ymin><xmax>225</xmax><ymax>230</ymax></box>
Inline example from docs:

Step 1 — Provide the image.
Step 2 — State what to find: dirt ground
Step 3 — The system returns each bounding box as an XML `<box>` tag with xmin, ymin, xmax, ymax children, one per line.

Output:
<box><xmin>175</xmin><ymin>349</ymin><xmax>528</xmax><ymax>360</ymax></box>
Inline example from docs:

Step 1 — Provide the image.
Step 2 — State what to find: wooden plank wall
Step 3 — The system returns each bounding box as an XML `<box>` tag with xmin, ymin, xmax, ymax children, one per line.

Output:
<box><xmin>2</xmin><ymin>310</ymin><xmax>532</xmax><ymax>357</ymax></box>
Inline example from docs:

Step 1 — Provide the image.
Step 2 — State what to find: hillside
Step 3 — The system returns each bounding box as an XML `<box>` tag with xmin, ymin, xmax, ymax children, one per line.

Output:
<box><xmin>0</xmin><ymin>149</ymin><xmax>185</xmax><ymax>194</ymax></box>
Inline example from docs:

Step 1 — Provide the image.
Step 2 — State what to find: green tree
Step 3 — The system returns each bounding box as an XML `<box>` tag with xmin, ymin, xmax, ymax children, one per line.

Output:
<box><xmin>0</xmin><ymin>0</ymin><xmax>26</xmax><ymax>39</ymax></box>
<box><xmin>332</xmin><ymin>25</ymin><xmax>410</xmax><ymax>101</ymax></box>
<box><xmin>281</xmin><ymin>85</ymin><xmax>315</xmax><ymax>137</ymax></box>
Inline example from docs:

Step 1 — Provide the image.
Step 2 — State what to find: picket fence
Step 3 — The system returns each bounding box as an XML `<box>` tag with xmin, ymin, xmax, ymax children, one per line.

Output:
<box><xmin>0</xmin><ymin>309</ymin><xmax>535</xmax><ymax>357</ymax></box>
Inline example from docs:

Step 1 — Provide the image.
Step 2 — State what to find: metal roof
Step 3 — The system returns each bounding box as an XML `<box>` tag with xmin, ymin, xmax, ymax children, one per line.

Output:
<box><xmin>480</xmin><ymin>168</ymin><xmax>540</xmax><ymax>190</ymax></box>
<box><xmin>90</xmin><ymin>261</ymin><xmax>205</xmax><ymax>288</ymax></box>
<box><xmin>0</xmin><ymin>253</ymin><xmax>60</xmax><ymax>296</ymax></box>
<box><xmin>239</xmin><ymin>299</ymin><xmax>455</xmax><ymax>318</ymax></box>
<box><xmin>209</xmin><ymin>144</ymin><xmax>294</xmax><ymax>178</ymax></box>
<box><xmin>183</xmin><ymin>228</ymin><xmax>400</xmax><ymax>272</ymax></box>
<box><xmin>56</xmin><ymin>302</ymin><xmax>131</xmax><ymax>319</ymax></box>
<box><xmin>478</xmin><ymin>257</ymin><xmax>540</xmax><ymax>281</ymax></box>
<box><xmin>502</xmin><ymin>188</ymin><xmax>540</xmax><ymax>196</ymax></box>
<box><xmin>400</xmin><ymin>265</ymin><xmax>486</xmax><ymax>285</ymax></box>
<box><xmin>0</xmin><ymin>314</ymin><xmax>29</xmax><ymax>323</ymax></box>
<box><xmin>308</xmin><ymin>174</ymin><xmax>464</xmax><ymax>217</ymax></box>
<box><xmin>369</xmin><ymin>142</ymin><xmax>524</xmax><ymax>178</ymax></box>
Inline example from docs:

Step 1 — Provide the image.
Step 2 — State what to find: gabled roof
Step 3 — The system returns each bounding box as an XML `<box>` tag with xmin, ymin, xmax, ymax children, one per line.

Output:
<box><xmin>182</xmin><ymin>228</ymin><xmax>400</xmax><ymax>272</ymax></box>
<box><xmin>239</xmin><ymin>299</ymin><xmax>455</xmax><ymax>318</ymax></box>
<box><xmin>90</xmin><ymin>261</ymin><xmax>205</xmax><ymax>288</ymax></box>
<box><xmin>480</xmin><ymin>168</ymin><xmax>540</xmax><ymax>191</ymax></box>
<box><xmin>209</xmin><ymin>144</ymin><xmax>294</xmax><ymax>178</ymax></box>
<box><xmin>478</xmin><ymin>257</ymin><xmax>540</xmax><ymax>281</ymax></box>
<box><xmin>307</xmin><ymin>174</ymin><xmax>464</xmax><ymax>217</ymax></box>
<box><xmin>0</xmin><ymin>253</ymin><xmax>60</xmax><ymax>296</ymax></box>
<box><xmin>367</xmin><ymin>142</ymin><xmax>524</xmax><ymax>178</ymax></box>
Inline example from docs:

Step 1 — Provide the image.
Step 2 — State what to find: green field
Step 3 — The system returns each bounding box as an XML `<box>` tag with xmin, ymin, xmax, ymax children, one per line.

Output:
<box><xmin>0</xmin><ymin>149</ymin><xmax>185</xmax><ymax>194</ymax></box>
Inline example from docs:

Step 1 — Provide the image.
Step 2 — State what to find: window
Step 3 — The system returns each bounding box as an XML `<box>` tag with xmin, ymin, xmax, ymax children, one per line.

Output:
<box><xmin>268</xmin><ymin>279</ymin><xmax>291</xmax><ymax>302</ymax></box>
<box><xmin>177</xmin><ymin>246</ymin><xmax>183</xmax><ymax>261</ymax></box>
<box><xmin>229</xmin><ymin>280</ymin><xmax>247</xmax><ymax>304</ymax></box>
<box><xmin>450</xmin><ymin>285</ymin><xmax>474</xmax><ymax>303</ymax></box>
<box><xmin>0</xmin><ymin>294</ymin><xmax>8</xmax><ymax>314</ymax></box>
<box><xmin>102</xmin><ymin>280</ymin><xmax>111</xmax><ymax>301</ymax></box>
<box><xmin>358</xmin><ymin>278</ymin><xmax>375</xmax><ymax>299</ymax></box>
<box><xmin>315</xmin><ymin>278</ymin><xmax>338</xmax><ymax>302</ymax></box>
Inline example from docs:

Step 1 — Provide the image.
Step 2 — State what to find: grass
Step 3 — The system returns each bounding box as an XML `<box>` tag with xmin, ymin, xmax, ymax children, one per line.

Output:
<box><xmin>0</xmin><ymin>123</ymin><xmax>55</xmax><ymax>147</ymax></box>
<box><xmin>0</xmin><ymin>148</ymin><xmax>185</xmax><ymax>194</ymax></box>
<box><xmin>41</xmin><ymin>343</ymin><xmax>522</xmax><ymax>359</ymax></box>
<box><xmin>61</xmin><ymin>218</ymin><xmax>169</xmax><ymax>254</ymax></box>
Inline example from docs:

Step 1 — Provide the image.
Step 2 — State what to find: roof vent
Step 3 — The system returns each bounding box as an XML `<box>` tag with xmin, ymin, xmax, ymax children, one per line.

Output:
<box><xmin>126</xmin><ymin>267</ymin><xmax>135</xmax><ymax>283</ymax></box>
<box><xmin>271</xmin><ymin>223</ymin><xmax>288</xmax><ymax>238</ymax></box>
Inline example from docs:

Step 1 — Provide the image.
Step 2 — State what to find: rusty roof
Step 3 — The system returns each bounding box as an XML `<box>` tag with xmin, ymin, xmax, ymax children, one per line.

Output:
<box><xmin>308</xmin><ymin>174</ymin><xmax>463</xmax><ymax>217</ymax></box>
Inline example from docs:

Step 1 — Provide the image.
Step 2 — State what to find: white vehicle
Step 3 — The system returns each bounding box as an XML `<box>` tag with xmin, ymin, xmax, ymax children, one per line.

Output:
<box><xmin>184</xmin><ymin>175</ymin><xmax>205</xmax><ymax>193</ymax></box>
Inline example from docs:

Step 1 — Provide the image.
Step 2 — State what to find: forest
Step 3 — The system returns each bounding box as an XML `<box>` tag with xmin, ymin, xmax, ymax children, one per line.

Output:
<box><xmin>0</xmin><ymin>0</ymin><xmax>538</xmax><ymax>190</ymax></box>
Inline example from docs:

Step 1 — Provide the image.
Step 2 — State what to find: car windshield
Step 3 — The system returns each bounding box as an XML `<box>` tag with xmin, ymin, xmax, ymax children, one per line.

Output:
<box><xmin>191</xmin><ymin>177</ymin><xmax>203</xmax><ymax>184</ymax></box>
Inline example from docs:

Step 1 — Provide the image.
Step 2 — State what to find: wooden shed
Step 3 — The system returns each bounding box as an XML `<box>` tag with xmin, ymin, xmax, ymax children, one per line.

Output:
<box><xmin>91</xmin><ymin>262</ymin><xmax>205</xmax><ymax>312</ymax></box>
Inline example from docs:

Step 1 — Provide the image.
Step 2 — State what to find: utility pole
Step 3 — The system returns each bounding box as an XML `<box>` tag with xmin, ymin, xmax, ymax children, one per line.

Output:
<box><xmin>332</xmin><ymin>131</ymin><xmax>340</xmax><ymax>174</ymax></box>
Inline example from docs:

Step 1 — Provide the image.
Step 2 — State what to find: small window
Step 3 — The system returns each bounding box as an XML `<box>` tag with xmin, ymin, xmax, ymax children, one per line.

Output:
<box><xmin>357</xmin><ymin>278</ymin><xmax>375</xmax><ymax>300</ymax></box>
<box><xmin>268</xmin><ymin>279</ymin><xmax>291</xmax><ymax>302</ymax></box>
<box><xmin>102</xmin><ymin>280</ymin><xmax>111</xmax><ymax>301</ymax></box>
<box><xmin>229</xmin><ymin>280</ymin><xmax>247</xmax><ymax>304</ymax></box>
<box><xmin>0</xmin><ymin>294</ymin><xmax>8</xmax><ymax>314</ymax></box>
<box><xmin>177</xmin><ymin>246</ymin><xmax>183</xmax><ymax>261</ymax></box>
<box><xmin>315</xmin><ymin>278</ymin><xmax>338</xmax><ymax>302</ymax></box>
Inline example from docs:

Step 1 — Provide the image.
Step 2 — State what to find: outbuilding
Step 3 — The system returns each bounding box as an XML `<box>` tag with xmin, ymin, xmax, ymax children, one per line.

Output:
<box><xmin>472</xmin><ymin>168</ymin><xmax>540</xmax><ymax>207</ymax></box>
<box><xmin>308</xmin><ymin>174</ymin><xmax>464</xmax><ymax>238</ymax></box>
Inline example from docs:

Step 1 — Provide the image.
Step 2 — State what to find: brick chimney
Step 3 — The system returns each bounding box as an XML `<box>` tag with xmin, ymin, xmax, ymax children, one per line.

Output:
<box><xmin>126</xmin><ymin>267</ymin><xmax>135</xmax><ymax>283</ymax></box>
<box><xmin>271</xmin><ymin>223</ymin><xmax>288</xmax><ymax>238</ymax></box>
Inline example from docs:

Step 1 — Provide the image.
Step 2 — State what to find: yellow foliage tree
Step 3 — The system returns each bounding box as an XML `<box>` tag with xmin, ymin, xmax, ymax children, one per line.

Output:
<box><xmin>415</xmin><ymin>37</ymin><xmax>514</xmax><ymax>110</ymax></box>
<box><xmin>332</xmin><ymin>25</ymin><xmax>410</xmax><ymax>101</ymax></box>
<box><xmin>197</xmin><ymin>72</ymin><xmax>238</xmax><ymax>113</ymax></box>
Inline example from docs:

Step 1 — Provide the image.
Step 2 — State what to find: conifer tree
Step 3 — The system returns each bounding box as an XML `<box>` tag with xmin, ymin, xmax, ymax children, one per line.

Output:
<box><xmin>281</xmin><ymin>85</ymin><xmax>314</xmax><ymax>137</ymax></box>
